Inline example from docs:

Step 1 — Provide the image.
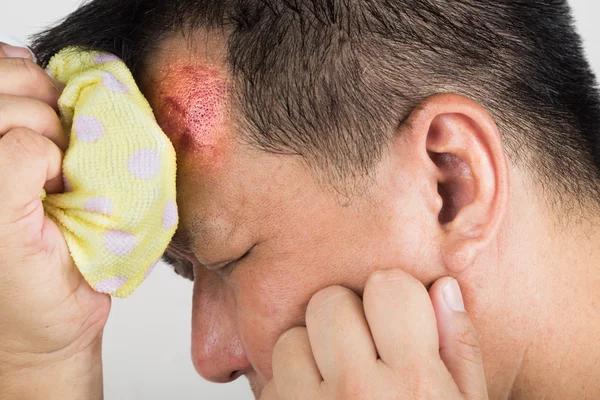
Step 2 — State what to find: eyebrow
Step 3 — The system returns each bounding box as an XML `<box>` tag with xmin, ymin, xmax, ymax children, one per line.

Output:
<box><xmin>167</xmin><ymin>212</ymin><xmax>211</xmax><ymax>253</ymax></box>
<box><xmin>168</xmin><ymin>226</ymin><xmax>194</xmax><ymax>253</ymax></box>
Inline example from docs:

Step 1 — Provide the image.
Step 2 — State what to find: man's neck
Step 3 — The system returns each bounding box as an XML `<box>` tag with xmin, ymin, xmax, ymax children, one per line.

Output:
<box><xmin>466</xmin><ymin>196</ymin><xmax>600</xmax><ymax>400</ymax></box>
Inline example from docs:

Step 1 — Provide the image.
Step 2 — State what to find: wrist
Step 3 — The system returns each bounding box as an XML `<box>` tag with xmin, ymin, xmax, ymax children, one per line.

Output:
<box><xmin>0</xmin><ymin>337</ymin><xmax>104</xmax><ymax>400</ymax></box>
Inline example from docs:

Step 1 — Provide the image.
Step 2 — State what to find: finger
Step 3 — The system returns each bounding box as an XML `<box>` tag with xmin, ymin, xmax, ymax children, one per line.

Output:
<box><xmin>0</xmin><ymin>58</ymin><xmax>62</xmax><ymax>110</ymax></box>
<box><xmin>305</xmin><ymin>286</ymin><xmax>378</xmax><ymax>382</ymax></box>
<box><xmin>0</xmin><ymin>127</ymin><xmax>64</xmax><ymax>225</ymax></box>
<box><xmin>430</xmin><ymin>278</ymin><xmax>488</xmax><ymax>400</ymax></box>
<box><xmin>272</xmin><ymin>327</ymin><xmax>322</xmax><ymax>399</ymax></box>
<box><xmin>362</xmin><ymin>269</ymin><xmax>439</xmax><ymax>368</ymax></box>
<box><xmin>0</xmin><ymin>94</ymin><xmax>68</xmax><ymax>151</ymax></box>
<box><xmin>260</xmin><ymin>381</ymin><xmax>279</xmax><ymax>400</ymax></box>
<box><xmin>0</xmin><ymin>43</ymin><xmax>34</xmax><ymax>60</ymax></box>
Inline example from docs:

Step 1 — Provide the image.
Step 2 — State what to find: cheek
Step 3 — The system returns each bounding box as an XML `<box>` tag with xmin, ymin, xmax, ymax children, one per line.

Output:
<box><xmin>233</xmin><ymin>263</ymin><xmax>317</xmax><ymax>380</ymax></box>
<box><xmin>231</xmin><ymin>249</ymin><xmax>371</xmax><ymax>380</ymax></box>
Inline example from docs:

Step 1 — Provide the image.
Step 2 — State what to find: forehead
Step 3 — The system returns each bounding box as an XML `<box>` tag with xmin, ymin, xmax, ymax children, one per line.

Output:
<box><xmin>139</xmin><ymin>32</ymin><xmax>257</xmax><ymax>255</ymax></box>
<box><xmin>139</xmin><ymin>30</ymin><xmax>231</xmax><ymax>124</ymax></box>
<box><xmin>140</xmin><ymin>31</ymin><xmax>235</xmax><ymax>165</ymax></box>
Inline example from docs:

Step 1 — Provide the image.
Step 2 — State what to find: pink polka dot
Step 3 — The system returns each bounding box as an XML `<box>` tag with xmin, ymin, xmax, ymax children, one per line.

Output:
<box><xmin>104</xmin><ymin>230</ymin><xmax>137</xmax><ymax>255</ymax></box>
<box><xmin>101</xmin><ymin>72</ymin><xmax>128</xmax><ymax>93</ymax></box>
<box><xmin>144</xmin><ymin>258</ymin><xmax>160</xmax><ymax>279</ymax></box>
<box><xmin>162</xmin><ymin>199</ymin><xmax>178</xmax><ymax>229</ymax></box>
<box><xmin>95</xmin><ymin>276</ymin><xmax>127</xmax><ymax>294</ymax></box>
<box><xmin>94</xmin><ymin>54</ymin><xmax>121</xmax><ymax>64</ymax></box>
<box><xmin>84</xmin><ymin>196</ymin><xmax>112</xmax><ymax>215</ymax></box>
<box><xmin>74</xmin><ymin>115</ymin><xmax>104</xmax><ymax>143</ymax></box>
<box><xmin>128</xmin><ymin>149</ymin><xmax>161</xmax><ymax>179</ymax></box>
<box><xmin>62</xmin><ymin>172</ymin><xmax>73</xmax><ymax>192</ymax></box>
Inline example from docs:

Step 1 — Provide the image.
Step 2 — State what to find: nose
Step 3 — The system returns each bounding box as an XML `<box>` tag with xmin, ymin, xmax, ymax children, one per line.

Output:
<box><xmin>191</xmin><ymin>269</ymin><xmax>252</xmax><ymax>383</ymax></box>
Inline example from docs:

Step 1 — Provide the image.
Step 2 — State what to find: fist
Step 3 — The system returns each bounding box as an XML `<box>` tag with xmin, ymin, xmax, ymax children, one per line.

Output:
<box><xmin>262</xmin><ymin>269</ymin><xmax>488</xmax><ymax>399</ymax></box>
<box><xmin>0</xmin><ymin>43</ymin><xmax>110</xmax><ymax>370</ymax></box>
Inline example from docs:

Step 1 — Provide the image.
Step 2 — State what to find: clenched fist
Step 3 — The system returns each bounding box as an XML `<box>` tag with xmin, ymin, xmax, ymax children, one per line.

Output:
<box><xmin>0</xmin><ymin>43</ymin><xmax>108</xmax><ymax>400</ymax></box>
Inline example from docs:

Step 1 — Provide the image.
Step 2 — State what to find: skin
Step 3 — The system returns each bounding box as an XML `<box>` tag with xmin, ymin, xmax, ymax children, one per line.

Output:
<box><xmin>0</xmin><ymin>47</ymin><xmax>106</xmax><ymax>399</ymax></box>
<box><xmin>151</xmin><ymin>61</ymin><xmax>231</xmax><ymax>164</ymax></box>
<box><xmin>0</xmin><ymin>41</ymin><xmax>481</xmax><ymax>400</ymax></box>
<box><xmin>0</xmin><ymin>30</ymin><xmax>599</xmax><ymax>400</ymax></box>
<box><xmin>261</xmin><ymin>272</ymin><xmax>487</xmax><ymax>399</ymax></box>
<box><xmin>140</xmin><ymin>32</ymin><xmax>600</xmax><ymax>399</ymax></box>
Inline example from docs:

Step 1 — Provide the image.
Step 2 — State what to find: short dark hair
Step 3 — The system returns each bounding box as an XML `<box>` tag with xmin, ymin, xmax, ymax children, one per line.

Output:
<box><xmin>32</xmin><ymin>0</ymin><xmax>600</xmax><ymax>207</ymax></box>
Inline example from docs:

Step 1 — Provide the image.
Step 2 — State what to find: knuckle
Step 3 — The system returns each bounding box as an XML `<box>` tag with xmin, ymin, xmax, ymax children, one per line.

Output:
<box><xmin>272</xmin><ymin>328</ymin><xmax>307</xmax><ymax>371</ymax></box>
<box><xmin>1</xmin><ymin>128</ymin><xmax>45</xmax><ymax>161</ymax></box>
<box><xmin>13</xmin><ymin>57</ymin><xmax>38</xmax><ymax>78</ymax></box>
<box><xmin>275</xmin><ymin>326</ymin><xmax>306</xmax><ymax>351</ymax></box>
<box><xmin>455</xmin><ymin>328</ymin><xmax>483</xmax><ymax>364</ymax></box>
<box><xmin>1</xmin><ymin>57</ymin><xmax>47</xmax><ymax>91</ymax></box>
<box><xmin>37</xmin><ymin>100</ymin><xmax>59</xmax><ymax>125</ymax></box>
<box><xmin>405</xmin><ymin>371</ymin><xmax>440</xmax><ymax>400</ymax></box>
<box><xmin>366</xmin><ymin>268</ymin><xmax>427</xmax><ymax>298</ymax></box>
<box><xmin>367</xmin><ymin>268</ymin><xmax>411</xmax><ymax>287</ymax></box>
<box><xmin>0</xmin><ymin>95</ymin><xmax>55</xmax><ymax>129</ymax></box>
<box><xmin>368</xmin><ymin>268</ymin><xmax>405</xmax><ymax>282</ymax></box>
<box><xmin>306</xmin><ymin>285</ymin><xmax>355</xmax><ymax>316</ymax></box>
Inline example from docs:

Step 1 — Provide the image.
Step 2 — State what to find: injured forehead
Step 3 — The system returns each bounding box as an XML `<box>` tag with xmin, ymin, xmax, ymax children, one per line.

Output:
<box><xmin>141</xmin><ymin>33</ymin><xmax>233</xmax><ymax>169</ymax></box>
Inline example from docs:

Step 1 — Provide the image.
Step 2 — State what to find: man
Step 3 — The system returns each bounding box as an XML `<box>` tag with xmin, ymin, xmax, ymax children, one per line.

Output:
<box><xmin>1</xmin><ymin>0</ymin><xmax>600</xmax><ymax>398</ymax></box>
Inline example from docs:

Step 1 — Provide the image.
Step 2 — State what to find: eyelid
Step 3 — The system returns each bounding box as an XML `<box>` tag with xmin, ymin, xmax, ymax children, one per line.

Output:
<box><xmin>204</xmin><ymin>260</ymin><xmax>231</xmax><ymax>271</ymax></box>
<box><xmin>205</xmin><ymin>245</ymin><xmax>254</xmax><ymax>271</ymax></box>
<box><xmin>167</xmin><ymin>244</ymin><xmax>227</xmax><ymax>271</ymax></box>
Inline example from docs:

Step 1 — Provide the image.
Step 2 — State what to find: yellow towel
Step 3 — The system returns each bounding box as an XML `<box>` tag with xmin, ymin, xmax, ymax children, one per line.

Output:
<box><xmin>39</xmin><ymin>47</ymin><xmax>178</xmax><ymax>298</ymax></box>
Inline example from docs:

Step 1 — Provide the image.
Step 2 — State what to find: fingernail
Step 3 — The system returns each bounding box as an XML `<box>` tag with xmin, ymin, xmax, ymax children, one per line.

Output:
<box><xmin>1</xmin><ymin>43</ymin><xmax>33</xmax><ymax>59</ymax></box>
<box><xmin>45</xmin><ymin>70</ymin><xmax>65</xmax><ymax>93</ymax></box>
<box><xmin>46</xmin><ymin>72</ymin><xmax>58</xmax><ymax>91</ymax></box>
<box><xmin>443</xmin><ymin>279</ymin><xmax>466</xmax><ymax>313</ymax></box>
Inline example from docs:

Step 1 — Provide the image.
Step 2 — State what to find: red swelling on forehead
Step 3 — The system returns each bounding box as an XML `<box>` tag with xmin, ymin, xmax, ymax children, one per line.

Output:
<box><xmin>156</xmin><ymin>64</ymin><xmax>229</xmax><ymax>162</ymax></box>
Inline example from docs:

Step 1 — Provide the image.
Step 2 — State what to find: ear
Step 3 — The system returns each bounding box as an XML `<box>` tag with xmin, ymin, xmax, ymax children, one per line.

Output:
<box><xmin>402</xmin><ymin>94</ymin><xmax>509</xmax><ymax>274</ymax></box>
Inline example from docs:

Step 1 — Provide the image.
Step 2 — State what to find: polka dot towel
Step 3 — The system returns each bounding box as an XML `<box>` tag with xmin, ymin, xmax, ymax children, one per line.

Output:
<box><xmin>39</xmin><ymin>47</ymin><xmax>178</xmax><ymax>298</ymax></box>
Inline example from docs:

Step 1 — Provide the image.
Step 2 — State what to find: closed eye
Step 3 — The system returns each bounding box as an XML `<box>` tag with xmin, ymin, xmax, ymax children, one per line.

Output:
<box><xmin>207</xmin><ymin>244</ymin><xmax>256</xmax><ymax>276</ymax></box>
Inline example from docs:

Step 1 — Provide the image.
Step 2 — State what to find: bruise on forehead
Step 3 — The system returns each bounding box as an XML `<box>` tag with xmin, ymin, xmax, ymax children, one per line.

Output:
<box><xmin>152</xmin><ymin>60</ymin><xmax>231</xmax><ymax>168</ymax></box>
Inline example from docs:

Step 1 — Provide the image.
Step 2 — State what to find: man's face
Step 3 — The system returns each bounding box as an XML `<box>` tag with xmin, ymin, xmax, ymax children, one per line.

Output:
<box><xmin>142</xmin><ymin>34</ymin><xmax>439</xmax><ymax>397</ymax></box>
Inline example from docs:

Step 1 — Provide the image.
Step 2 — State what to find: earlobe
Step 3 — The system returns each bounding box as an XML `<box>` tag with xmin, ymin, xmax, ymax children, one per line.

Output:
<box><xmin>409</xmin><ymin>94</ymin><xmax>509</xmax><ymax>273</ymax></box>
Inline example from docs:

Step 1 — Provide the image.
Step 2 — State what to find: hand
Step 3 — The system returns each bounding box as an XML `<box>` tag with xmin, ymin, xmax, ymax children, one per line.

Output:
<box><xmin>262</xmin><ymin>269</ymin><xmax>488</xmax><ymax>399</ymax></box>
<box><xmin>0</xmin><ymin>42</ymin><xmax>109</xmax><ymax>395</ymax></box>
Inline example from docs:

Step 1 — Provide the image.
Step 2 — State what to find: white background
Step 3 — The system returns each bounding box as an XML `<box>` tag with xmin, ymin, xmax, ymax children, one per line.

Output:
<box><xmin>1</xmin><ymin>1</ymin><xmax>599</xmax><ymax>399</ymax></box>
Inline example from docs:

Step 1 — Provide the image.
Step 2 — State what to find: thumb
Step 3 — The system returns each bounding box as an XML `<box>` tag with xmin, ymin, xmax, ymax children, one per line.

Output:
<box><xmin>430</xmin><ymin>277</ymin><xmax>488</xmax><ymax>400</ymax></box>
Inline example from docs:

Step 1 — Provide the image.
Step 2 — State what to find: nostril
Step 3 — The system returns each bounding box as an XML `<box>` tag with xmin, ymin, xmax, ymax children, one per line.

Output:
<box><xmin>229</xmin><ymin>370</ymin><xmax>243</xmax><ymax>381</ymax></box>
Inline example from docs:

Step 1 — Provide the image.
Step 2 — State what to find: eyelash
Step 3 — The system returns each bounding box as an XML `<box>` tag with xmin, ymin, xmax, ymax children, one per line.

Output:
<box><xmin>163</xmin><ymin>244</ymin><xmax>254</xmax><ymax>280</ymax></box>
